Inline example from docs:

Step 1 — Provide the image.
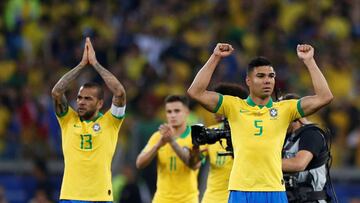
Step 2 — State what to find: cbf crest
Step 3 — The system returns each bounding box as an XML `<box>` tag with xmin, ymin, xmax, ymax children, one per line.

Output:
<box><xmin>93</xmin><ymin>123</ymin><xmax>101</xmax><ymax>132</ymax></box>
<box><xmin>269</xmin><ymin>108</ymin><xmax>278</xmax><ymax>119</ymax></box>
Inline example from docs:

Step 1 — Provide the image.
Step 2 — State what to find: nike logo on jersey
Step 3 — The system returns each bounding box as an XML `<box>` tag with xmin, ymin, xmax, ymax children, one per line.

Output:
<box><xmin>73</xmin><ymin>124</ymin><xmax>81</xmax><ymax>128</ymax></box>
<box><xmin>239</xmin><ymin>109</ymin><xmax>249</xmax><ymax>113</ymax></box>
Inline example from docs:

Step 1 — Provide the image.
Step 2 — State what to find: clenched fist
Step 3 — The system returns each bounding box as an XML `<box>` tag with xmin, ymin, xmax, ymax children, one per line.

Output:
<box><xmin>297</xmin><ymin>44</ymin><xmax>314</xmax><ymax>61</ymax></box>
<box><xmin>213</xmin><ymin>43</ymin><xmax>234</xmax><ymax>57</ymax></box>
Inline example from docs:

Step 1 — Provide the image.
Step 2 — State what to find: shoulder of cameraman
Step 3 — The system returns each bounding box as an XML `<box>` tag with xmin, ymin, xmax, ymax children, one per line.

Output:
<box><xmin>298</xmin><ymin>126</ymin><xmax>327</xmax><ymax>160</ymax></box>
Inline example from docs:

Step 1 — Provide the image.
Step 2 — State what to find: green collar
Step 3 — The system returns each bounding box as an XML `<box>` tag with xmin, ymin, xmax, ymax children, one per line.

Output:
<box><xmin>81</xmin><ymin>112</ymin><xmax>103</xmax><ymax>123</ymax></box>
<box><xmin>179</xmin><ymin>125</ymin><xmax>190</xmax><ymax>139</ymax></box>
<box><xmin>246</xmin><ymin>96</ymin><xmax>273</xmax><ymax>109</ymax></box>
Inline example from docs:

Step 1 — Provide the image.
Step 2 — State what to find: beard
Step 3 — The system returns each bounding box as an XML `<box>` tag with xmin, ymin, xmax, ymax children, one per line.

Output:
<box><xmin>78</xmin><ymin>109</ymin><xmax>97</xmax><ymax>120</ymax></box>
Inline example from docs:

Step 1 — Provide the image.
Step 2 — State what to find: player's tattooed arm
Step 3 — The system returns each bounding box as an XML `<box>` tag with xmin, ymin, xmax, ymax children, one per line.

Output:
<box><xmin>87</xmin><ymin>38</ymin><xmax>126</xmax><ymax>107</ymax></box>
<box><xmin>53</xmin><ymin>94</ymin><xmax>69</xmax><ymax>116</ymax></box>
<box><xmin>92</xmin><ymin>62</ymin><xmax>126</xmax><ymax>107</ymax></box>
<box><xmin>169</xmin><ymin>140</ymin><xmax>192</xmax><ymax>167</ymax></box>
<box><xmin>51</xmin><ymin>63</ymin><xmax>85</xmax><ymax>115</ymax></box>
<box><xmin>51</xmin><ymin>38</ymin><xmax>88</xmax><ymax>115</ymax></box>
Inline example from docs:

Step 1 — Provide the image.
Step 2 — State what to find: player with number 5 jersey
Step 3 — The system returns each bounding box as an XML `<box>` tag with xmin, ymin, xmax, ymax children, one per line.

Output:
<box><xmin>188</xmin><ymin>43</ymin><xmax>333</xmax><ymax>203</ymax></box>
<box><xmin>52</xmin><ymin>37</ymin><xmax>126</xmax><ymax>202</ymax></box>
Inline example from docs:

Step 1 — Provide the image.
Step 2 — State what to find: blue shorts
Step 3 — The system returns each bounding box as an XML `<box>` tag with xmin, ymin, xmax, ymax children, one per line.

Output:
<box><xmin>228</xmin><ymin>191</ymin><xmax>288</xmax><ymax>203</ymax></box>
<box><xmin>59</xmin><ymin>200</ymin><xmax>112</xmax><ymax>203</ymax></box>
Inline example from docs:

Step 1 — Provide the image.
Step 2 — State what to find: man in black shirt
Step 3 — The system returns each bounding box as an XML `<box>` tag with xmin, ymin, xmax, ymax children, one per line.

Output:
<box><xmin>281</xmin><ymin>93</ymin><xmax>331</xmax><ymax>203</ymax></box>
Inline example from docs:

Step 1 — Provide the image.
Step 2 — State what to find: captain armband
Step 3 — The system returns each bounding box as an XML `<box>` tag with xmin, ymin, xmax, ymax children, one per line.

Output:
<box><xmin>111</xmin><ymin>104</ymin><xmax>126</xmax><ymax>118</ymax></box>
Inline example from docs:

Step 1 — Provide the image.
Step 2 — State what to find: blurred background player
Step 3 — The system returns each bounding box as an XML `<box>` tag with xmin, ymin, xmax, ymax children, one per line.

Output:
<box><xmin>200</xmin><ymin>82</ymin><xmax>248</xmax><ymax>203</ymax></box>
<box><xmin>51</xmin><ymin>37</ymin><xmax>126</xmax><ymax>202</ymax></box>
<box><xmin>136</xmin><ymin>95</ymin><xmax>200</xmax><ymax>203</ymax></box>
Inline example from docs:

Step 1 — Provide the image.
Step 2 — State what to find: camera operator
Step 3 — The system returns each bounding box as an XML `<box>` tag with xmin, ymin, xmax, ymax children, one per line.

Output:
<box><xmin>199</xmin><ymin>83</ymin><xmax>248</xmax><ymax>203</ymax></box>
<box><xmin>281</xmin><ymin>93</ymin><xmax>332</xmax><ymax>203</ymax></box>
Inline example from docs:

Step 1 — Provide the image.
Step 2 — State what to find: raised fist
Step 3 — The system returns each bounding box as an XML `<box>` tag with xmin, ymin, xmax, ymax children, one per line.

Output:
<box><xmin>213</xmin><ymin>43</ymin><xmax>234</xmax><ymax>57</ymax></box>
<box><xmin>297</xmin><ymin>44</ymin><xmax>314</xmax><ymax>61</ymax></box>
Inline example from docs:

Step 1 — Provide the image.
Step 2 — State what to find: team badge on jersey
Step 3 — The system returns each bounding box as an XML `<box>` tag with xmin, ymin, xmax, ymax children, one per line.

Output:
<box><xmin>269</xmin><ymin>108</ymin><xmax>278</xmax><ymax>118</ymax></box>
<box><xmin>93</xmin><ymin>123</ymin><xmax>101</xmax><ymax>132</ymax></box>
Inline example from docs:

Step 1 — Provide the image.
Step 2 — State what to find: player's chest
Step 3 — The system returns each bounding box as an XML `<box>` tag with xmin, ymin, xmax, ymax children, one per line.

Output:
<box><xmin>230</xmin><ymin>107</ymin><xmax>288</xmax><ymax>138</ymax></box>
<box><xmin>65</xmin><ymin>120</ymin><xmax>109</xmax><ymax>151</ymax></box>
<box><xmin>236</xmin><ymin>106</ymin><xmax>280</xmax><ymax>120</ymax></box>
<box><xmin>209</xmin><ymin>146</ymin><xmax>232</xmax><ymax>168</ymax></box>
<box><xmin>157</xmin><ymin>140</ymin><xmax>191</xmax><ymax>162</ymax></box>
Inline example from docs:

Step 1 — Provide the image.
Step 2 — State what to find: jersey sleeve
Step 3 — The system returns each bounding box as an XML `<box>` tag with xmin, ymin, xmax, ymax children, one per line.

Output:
<box><xmin>56</xmin><ymin>107</ymin><xmax>76</xmax><ymax>127</ymax></box>
<box><xmin>298</xmin><ymin>129</ymin><xmax>324</xmax><ymax>158</ymax></box>
<box><xmin>142</xmin><ymin>132</ymin><xmax>161</xmax><ymax>153</ymax></box>
<box><xmin>284</xmin><ymin>99</ymin><xmax>304</xmax><ymax>122</ymax></box>
<box><xmin>214</xmin><ymin>94</ymin><xmax>237</xmax><ymax>117</ymax></box>
<box><xmin>104</xmin><ymin>110</ymin><xmax>124</xmax><ymax>131</ymax></box>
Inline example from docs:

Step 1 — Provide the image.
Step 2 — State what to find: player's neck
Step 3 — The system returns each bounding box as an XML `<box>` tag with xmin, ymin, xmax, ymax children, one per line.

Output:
<box><xmin>80</xmin><ymin>111</ymin><xmax>100</xmax><ymax>122</ymax></box>
<box><xmin>172</xmin><ymin>123</ymin><xmax>187</xmax><ymax>137</ymax></box>
<box><xmin>249</xmin><ymin>94</ymin><xmax>271</xmax><ymax>106</ymax></box>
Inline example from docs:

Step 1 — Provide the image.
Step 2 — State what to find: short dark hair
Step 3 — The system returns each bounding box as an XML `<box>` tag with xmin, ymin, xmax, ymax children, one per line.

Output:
<box><xmin>213</xmin><ymin>82</ymin><xmax>248</xmax><ymax>99</ymax></box>
<box><xmin>164</xmin><ymin>95</ymin><xmax>189</xmax><ymax>107</ymax></box>
<box><xmin>81</xmin><ymin>82</ymin><xmax>104</xmax><ymax>100</ymax></box>
<box><xmin>279</xmin><ymin>93</ymin><xmax>300</xmax><ymax>101</ymax></box>
<box><xmin>248</xmin><ymin>56</ymin><xmax>272</xmax><ymax>74</ymax></box>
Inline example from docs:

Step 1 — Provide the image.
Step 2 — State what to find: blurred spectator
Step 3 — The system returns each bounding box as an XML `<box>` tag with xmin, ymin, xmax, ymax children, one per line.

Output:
<box><xmin>0</xmin><ymin>186</ymin><xmax>8</xmax><ymax>203</ymax></box>
<box><xmin>29</xmin><ymin>189</ymin><xmax>52</xmax><ymax>203</ymax></box>
<box><xmin>31</xmin><ymin>159</ymin><xmax>53</xmax><ymax>201</ymax></box>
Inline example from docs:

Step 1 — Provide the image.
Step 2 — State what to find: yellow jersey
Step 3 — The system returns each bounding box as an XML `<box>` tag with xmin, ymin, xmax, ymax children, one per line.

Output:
<box><xmin>201</xmin><ymin>123</ymin><xmax>233</xmax><ymax>203</ymax></box>
<box><xmin>143</xmin><ymin>126</ymin><xmax>199</xmax><ymax>203</ymax></box>
<box><xmin>57</xmin><ymin>107</ymin><xmax>124</xmax><ymax>201</ymax></box>
<box><xmin>215</xmin><ymin>95</ymin><xmax>303</xmax><ymax>191</ymax></box>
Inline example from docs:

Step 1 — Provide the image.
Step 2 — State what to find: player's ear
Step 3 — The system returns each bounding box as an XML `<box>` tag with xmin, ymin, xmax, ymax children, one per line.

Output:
<box><xmin>245</xmin><ymin>75</ymin><xmax>250</xmax><ymax>87</ymax></box>
<box><xmin>97</xmin><ymin>99</ymin><xmax>104</xmax><ymax>109</ymax></box>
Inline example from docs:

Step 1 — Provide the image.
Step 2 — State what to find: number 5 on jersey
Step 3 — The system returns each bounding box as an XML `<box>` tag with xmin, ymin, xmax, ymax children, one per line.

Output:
<box><xmin>254</xmin><ymin>120</ymin><xmax>263</xmax><ymax>136</ymax></box>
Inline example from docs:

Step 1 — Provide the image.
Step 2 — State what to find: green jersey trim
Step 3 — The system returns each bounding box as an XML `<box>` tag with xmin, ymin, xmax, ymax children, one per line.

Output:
<box><xmin>246</xmin><ymin>96</ymin><xmax>273</xmax><ymax>108</ymax></box>
<box><xmin>297</xmin><ymin>99</ymin><xmax>305</xmax><ymax>117</ymax></box>
<box><xmin>56</xmin><ymin>106</ymin><xmax>69</xmax><ymax>118</ymax></box>
<box><xmin>112</xmin><ymin>113</ymin><xmax>125</xmax><ymax>120</ymax></box>
<box><xmin>214</xmin><ymin>94</ymin><xmax>223</xmax><ymax>113</ymax></box>
<box><xmin>180</xmin><ymin>125</ymin><xmax>191</xmax><ymax>139</ymax></box>
<box><xmin>81</xmin><ymin>112</ymin><xmax>103</xmax><ymax>123</ymax></box>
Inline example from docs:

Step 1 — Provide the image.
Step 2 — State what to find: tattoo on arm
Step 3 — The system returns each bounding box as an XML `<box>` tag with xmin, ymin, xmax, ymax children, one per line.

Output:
<box><xmin>51</xmin><ymin>64</ymin><xmax>84</xmax><ymax>115</ymax></box>
<box><xmin>189</xmin><ymin>147</ymin><xmax>201</xmax><ymax>168</ymax></box>
<box><xmin>93</xmin><ymin>62</ymin><xmax>126</xmax><ymax>106</ymax></box>
<box><xmin>54</xmin><ymin>95</ymin><xmax>69</xmax><ymax>116</ymax></box>
<box><xmin>170</xmin><ymin>140</ymin><xmax>190</xmax><ymax>166</ymax></box>
<box><xmin>52</xmin><ymin>64</ymin><xmax>84</xmax><ymax>95</ymax></box>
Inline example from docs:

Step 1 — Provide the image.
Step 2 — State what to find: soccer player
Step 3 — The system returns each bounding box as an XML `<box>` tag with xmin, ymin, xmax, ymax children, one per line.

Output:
<box><xmin>201</xmin><ymin>83</ymin><xmax>248</xmax><ymax>203</ymax></box>
<box><xmin>136</xmin><ymin>95</ymin><xmax>199</xmax><ymax>203</ymax></box>
<box><xmin>51</xmin><ymin>37</ymin><xmax>126</xmax><ymax>202</ymax></box>
<box><xmin>187</xmin><ymin>43</ymin><xmax>333</xmax><ymax>203</ymax></box>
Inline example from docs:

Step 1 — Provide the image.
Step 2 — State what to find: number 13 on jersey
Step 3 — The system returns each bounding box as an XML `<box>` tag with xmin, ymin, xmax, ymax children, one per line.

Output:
<box><xmin>80</xmin><ymin>134</ymin><xmax>92</xmax><ymax>149</ymax></box>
